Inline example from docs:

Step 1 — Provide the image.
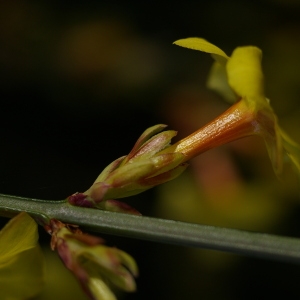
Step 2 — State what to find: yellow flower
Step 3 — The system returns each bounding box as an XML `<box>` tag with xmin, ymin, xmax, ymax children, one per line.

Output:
<box><xmin>167</xmin><ymin>37</ymin><xmax>300</xmax><ymax>176</ymax></box>
<box><xmin>0</xmin><ymin>212</ymin><xmax>44</xmax><ymax>300</ymax></box>
<box><xmin>46</xmin><ymin>219</ymin><xmax>138</xmax><ymax>300</ymax></box>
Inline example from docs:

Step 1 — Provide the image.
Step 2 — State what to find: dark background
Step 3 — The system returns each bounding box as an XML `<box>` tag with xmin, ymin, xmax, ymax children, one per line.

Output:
<box><xmin>1</xmin><ymin>0</ymin><xmax>300</xmax><ymax>299</ymax></box>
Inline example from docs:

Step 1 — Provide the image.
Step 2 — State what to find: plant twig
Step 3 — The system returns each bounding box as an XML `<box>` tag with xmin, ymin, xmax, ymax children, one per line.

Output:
<box><xmin>1</xmin><ymin>193</ymin><xmax>300</xmax><ymax>264</ymax></box>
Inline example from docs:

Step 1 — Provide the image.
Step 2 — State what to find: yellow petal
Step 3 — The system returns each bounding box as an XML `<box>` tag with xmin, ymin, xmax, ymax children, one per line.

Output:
<box><xmin>173</xmin><ymin>37</ymin><xmax>229</xmax><ymax>64</ymax></box>
<box><xmin>257</xmin><ymin>108</ymin><xmax>283</xmax><ymax>176</ymax></box>
<box><xmin>280</xmin><ymin>128</ymin><xmax>300</xmax><ymax>173</ymax></box>
<box><xmin>0</xmin><ymin>212</ymin><xmax>38</xmax><ymax>265</ymax></box>
<box><xmin>226</xmin><ymin>46</ymin><xmax>265</xmax><ymax>99</ymax></box>
<box><xmin>207</xmin><ymin>61</ymin><xmax>238</xmax><ymax>103</ymax></box>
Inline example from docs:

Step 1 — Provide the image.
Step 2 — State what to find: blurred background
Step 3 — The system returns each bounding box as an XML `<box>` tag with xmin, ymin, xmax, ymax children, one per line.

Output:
<box><xmin>1</xmin><ymin>0</ymin><xmax>300</xmax><ymax>299</ymax></box>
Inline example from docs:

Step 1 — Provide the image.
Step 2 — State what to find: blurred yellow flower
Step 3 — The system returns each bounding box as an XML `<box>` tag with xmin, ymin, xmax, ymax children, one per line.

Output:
<box><xmin>0</xmin><ymin>212</ymin><xmax>44</xmax><ymax>300</ymax></box>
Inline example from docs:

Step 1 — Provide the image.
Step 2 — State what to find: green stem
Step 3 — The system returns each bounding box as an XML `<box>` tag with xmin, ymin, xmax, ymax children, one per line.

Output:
<box><xmin>1</xmin><ymin>193</ymin><xmax>300</xmax><ymax>264</ymax></box>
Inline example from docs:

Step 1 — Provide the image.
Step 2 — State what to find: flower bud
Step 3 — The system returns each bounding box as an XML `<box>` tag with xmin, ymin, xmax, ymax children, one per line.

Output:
<box><xmin>68</xmin><ymin>124</ymin><xmax>188</xmax><ymax>212</ymax></box>
<box><xmin>45</xmin><ymin>219</ymin><xmax>138</xmax><ymax>300</ymax></box>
